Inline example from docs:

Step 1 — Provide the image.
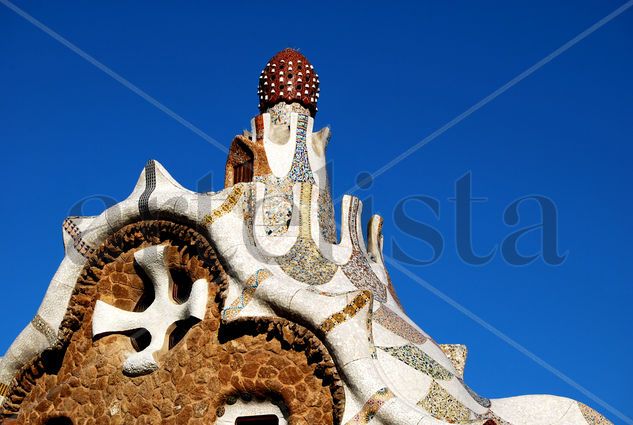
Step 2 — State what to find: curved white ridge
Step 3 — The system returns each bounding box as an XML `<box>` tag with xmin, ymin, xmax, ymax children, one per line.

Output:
<box><xmin>0</xmin><ymin>157</ymin><xmax>607</xmax><ymax>425</ymax></box>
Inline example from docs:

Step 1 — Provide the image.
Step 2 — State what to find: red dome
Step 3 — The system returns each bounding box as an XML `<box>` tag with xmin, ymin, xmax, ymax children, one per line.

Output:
<box><xmin>258</xmin><ymin>48</ymin><xmax>320</xmax><ymax>116</ymax></box>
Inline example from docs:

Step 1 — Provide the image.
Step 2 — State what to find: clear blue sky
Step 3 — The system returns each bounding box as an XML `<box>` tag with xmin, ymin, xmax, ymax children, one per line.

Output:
<box><xmin>1</xmin><ymin>1</ymin><xmax>632</xmax><ymax>422</ymax></box>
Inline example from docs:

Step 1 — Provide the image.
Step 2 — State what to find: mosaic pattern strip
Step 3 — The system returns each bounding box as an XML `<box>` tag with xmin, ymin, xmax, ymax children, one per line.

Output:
<box><xmin>342</xmin><ymin>198</ymin><xmax>387</xmax><ymax>302</ymax></box>
<box><xmin>287</xmin><ymin>114</ymin><xmax>315</xmax><ymax>183</ymax></box>
<box><xmin>62</xmin><ymin>217</ymin><xmax>96</xmax><ymax>258</ymax></box>
<box><xmin>204</xmin><ymin>185</ymin><xmax>244</xmax><ymax>224</ymax></box>
<box><xmin>417</xmin><ymin>381</ymin><xmax>471</xmax><ymax>423</ymax></box>
<box><xmin>578</xmin><ymin>402</ymin><xmax>612</xmax><ymax>425</ymax></box>
<box><xmin>345</xmin><ymin>387</ymin><xmax>394</xmax><ymax>425</ymax></box>
<box><xmin>379</xmin><ymin>344</ymin><xmax>453</xmax><ymax>381</ymax></box>
<box><xmin>373</xmin><ymin>304</ymin><xmax>427</xmax><ymax>344</ymax></box>
<box><xmin>222</xmin><ymin>269</ymin><xmax>272</xmax><ymax>320</ymax></box>
<box><xmin>31</xmin><ymin>314</ymin><xmax>57</xmax><ymax>344</ymax></box>
<box><xmin>320</xmin><ymin>291</ymin><xmax>372</xmax><ymax>333</ymax></box>
<box><xmin>139</xmin><ymin>159</ymin><xmax>156</xmax><ymax>218</ymax></box>
<box><xmin>318</xmin><ymin>188</ymin><xmax>337</xmax><ymax>243</ymax></box>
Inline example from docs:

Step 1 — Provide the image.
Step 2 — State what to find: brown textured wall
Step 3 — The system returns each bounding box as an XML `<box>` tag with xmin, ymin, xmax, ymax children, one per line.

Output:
<box><xmin>3</xmin><ymin>221</ymin><xmax>340</xmax><ymax>425</ymax></box>
<box><xmin>224</xmin><ymin>134</ymin><xmax>272</xmax><ymax>188</ymax></box>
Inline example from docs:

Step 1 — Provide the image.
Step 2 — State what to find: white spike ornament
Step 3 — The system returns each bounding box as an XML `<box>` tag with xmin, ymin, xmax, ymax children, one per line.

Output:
<box><xmin>92</xmin><ymin>245</ymin><xmax>208</xmax><ymax>376</ymax></box>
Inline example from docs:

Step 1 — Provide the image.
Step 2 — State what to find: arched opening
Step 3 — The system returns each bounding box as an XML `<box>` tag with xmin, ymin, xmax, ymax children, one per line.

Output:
<box><xmin>235</xmin><ymin>415</ymin><xmax>279</xmax><ymax>425</ymax></box>
<box><xmin>233</xmin><ymin>159</ymin><xmax>254</xmax><ymax>184</ymax></box>
<box><xmin>217</xmin><ymin>397</ymin><xmax>287</xmax><ymax>425</ymax></box>
<box><xmin>227</xmin><ymin>139</ymin><xmax>255</xmax><ymax>185</ymax></box>
<box><xmin>44</xmin><ymin>417</ymin><xmax>73</xmax><ymax>425</ymax></box>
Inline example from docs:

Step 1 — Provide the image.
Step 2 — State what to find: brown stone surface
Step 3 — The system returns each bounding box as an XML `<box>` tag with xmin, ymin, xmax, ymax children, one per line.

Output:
<box><xmin>2</xmin><ymin>221</ymin><xmax>342</xmax><ymax>425</ymax></box>
<box><xmin>224</xmin><ymin>134</ymin><xmax>272</xmax><ymax>188</ymax></box>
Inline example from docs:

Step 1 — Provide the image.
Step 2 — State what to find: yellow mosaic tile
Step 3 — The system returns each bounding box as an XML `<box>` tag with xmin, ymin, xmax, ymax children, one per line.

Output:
<box><xmin>320</xmin><ymin>291</ymin><xmax>372</xmax><ymax>333</ymax></box>
<box><xmin>439</xmin><ymin>344</ymin><xmax>467</xmax><ymax>379</ymax></box>
<box><xmin>204</xmin><ymin>185</ymin><xmax>244</xmax><ymax>225</ymax></box>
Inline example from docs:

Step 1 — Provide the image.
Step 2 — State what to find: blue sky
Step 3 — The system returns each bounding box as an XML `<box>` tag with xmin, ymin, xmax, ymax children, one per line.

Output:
<box><xmin>1</xmin><ymin>0</ymin><xmax>632</xmax><ymax>422</ymax></box>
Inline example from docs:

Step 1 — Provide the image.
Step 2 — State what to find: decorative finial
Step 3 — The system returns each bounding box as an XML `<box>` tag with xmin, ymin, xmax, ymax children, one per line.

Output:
<box><xmin>257</xmin><ymin>48</ymin><xmax>320</xmax><ymax>116</ymax></box>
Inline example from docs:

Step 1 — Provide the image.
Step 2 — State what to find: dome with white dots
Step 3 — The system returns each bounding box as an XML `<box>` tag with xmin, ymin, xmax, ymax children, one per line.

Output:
<box><xmin>258</xmin><ymin>48</ymin><xmax>320</xmax><ymax>116</ymax></box>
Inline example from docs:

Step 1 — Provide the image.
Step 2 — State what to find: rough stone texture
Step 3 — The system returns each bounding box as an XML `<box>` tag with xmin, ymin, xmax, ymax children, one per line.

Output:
<box><xmin>224</xmin><ymin>134</ymin><xmax>271</xmax><ymax>188</ymax></box>
<box><xmin>1</xmin><ymin>221</ymin><xmax>340</xmax><ymax>425</ymax></box>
